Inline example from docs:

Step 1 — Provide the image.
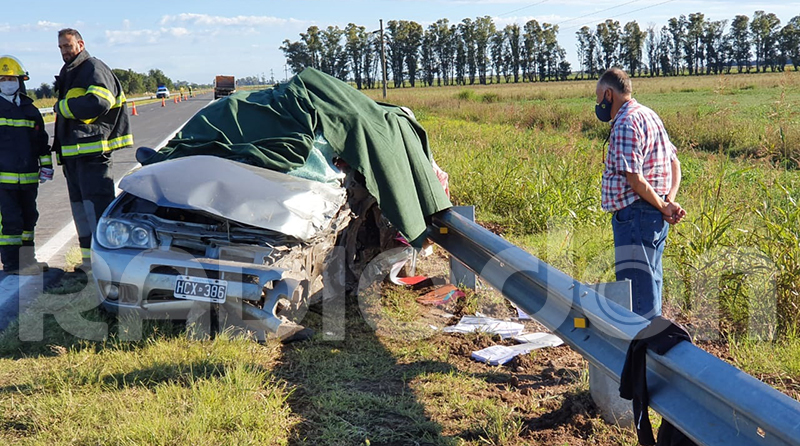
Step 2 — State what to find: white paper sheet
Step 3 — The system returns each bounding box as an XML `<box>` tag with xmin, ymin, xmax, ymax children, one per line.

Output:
<box><xmin>443</xmin><ymin>316</ymin><xmax>525</xmax><ymax>339</ymax></box>
<box><xmin>471</xmin><ymin>333</ymin><xmax>564</xmax><ymax>366</ymax></box>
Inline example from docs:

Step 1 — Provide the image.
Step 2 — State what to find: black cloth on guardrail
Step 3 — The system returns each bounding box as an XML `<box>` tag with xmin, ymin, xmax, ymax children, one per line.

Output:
<box><xmin>619</xmin><ymin>316</ymin><xmax>697</xmax><ymax>446</ymax></box>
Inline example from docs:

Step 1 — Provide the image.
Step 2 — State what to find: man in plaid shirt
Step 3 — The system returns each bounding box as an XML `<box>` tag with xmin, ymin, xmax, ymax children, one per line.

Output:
<box><xmin>595</xmin><ymin>68</ymin><xmax>686</xmax><ymax>319</ymax></box>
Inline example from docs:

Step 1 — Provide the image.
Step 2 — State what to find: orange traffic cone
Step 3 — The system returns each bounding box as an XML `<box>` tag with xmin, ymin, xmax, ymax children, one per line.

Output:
<box><xmin>178</xmin><ymin>95</ymin><xmax>182</xmax><ymax>103</ymax></box>
<box><xmin>161</xmin><ymin>97</ymin><xmax>165</xmax><ymax>107</ymax></box>
<box><xmin>174</xmin><ymin>96</ymin><xmax>178</xmax><ymax>104</ymax></box>
<box><xmin>130</xmin><ymin>101</ymin><xmax>138</xmax><ymax>116</ymax></box>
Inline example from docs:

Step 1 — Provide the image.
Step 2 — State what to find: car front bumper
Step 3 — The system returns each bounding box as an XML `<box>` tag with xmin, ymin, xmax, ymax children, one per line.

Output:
<box><xmin>91</xmin><ymin>243</ymin><xmax>296</xmax><ymax>332</ymax></box>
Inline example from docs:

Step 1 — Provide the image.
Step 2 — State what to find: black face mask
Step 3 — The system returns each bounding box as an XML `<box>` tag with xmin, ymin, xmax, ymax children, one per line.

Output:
<box><xmin>595</xmin><ymin>96</ymin><xmax>613</xmax><ymax>122</ymax></box>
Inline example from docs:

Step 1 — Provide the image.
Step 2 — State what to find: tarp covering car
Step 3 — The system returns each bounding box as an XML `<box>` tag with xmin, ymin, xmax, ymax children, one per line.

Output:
<box><xmin>142</xmin><ymin>68</ymin><xmax>451</xmax><ymax>246</ymax></box>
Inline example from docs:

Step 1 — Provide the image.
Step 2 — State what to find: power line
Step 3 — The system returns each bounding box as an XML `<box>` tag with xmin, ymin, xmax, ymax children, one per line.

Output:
<box><xmin>554</xmin><ymin>0</ymin><xmax>643</xmax><ymax>27</ymax></box>
<box><xmin>559</xmin><ymin>0</ymin><xmax>678</xmax><ymax>32</ymax></box>
<box><xmin>497</xmin><ymin>0</ymin><xmax>549</xmax><ymax>17</ymax></box>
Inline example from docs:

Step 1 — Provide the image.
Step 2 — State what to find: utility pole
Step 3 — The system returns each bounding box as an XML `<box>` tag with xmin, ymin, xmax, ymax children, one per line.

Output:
<box><xmin>284</xmin><ymin>64</ymin><xmax>288</xmax><ymax>82</ymax></box>
<box><xmin>380</xmin><ymin>19</ymin><xmax>387</xmax><ymax>99</ymax></box>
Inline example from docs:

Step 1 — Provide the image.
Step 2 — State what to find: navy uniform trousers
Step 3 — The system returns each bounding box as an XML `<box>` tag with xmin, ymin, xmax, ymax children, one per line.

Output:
<box><xmin>0</xmin><ymin>187</ymin><xmax>38</xmax><ymax>271</ymax></box>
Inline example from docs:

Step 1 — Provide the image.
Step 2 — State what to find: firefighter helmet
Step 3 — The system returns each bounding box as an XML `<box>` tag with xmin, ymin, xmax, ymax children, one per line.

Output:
<box><xmin>0</xmin><ymin>55</ymin><xmax>29</xmax><ymax>80</ymax></box>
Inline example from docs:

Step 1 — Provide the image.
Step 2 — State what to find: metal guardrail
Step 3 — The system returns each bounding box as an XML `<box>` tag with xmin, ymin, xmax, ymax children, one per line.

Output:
<box><xmin>38</xmin><ymin>95</ymin><xmax>154</xmax><ymax>116</ymax></box>
<box><xmin>428</xmin><ymin>209</ymin><xmax>800</xmax><ymax>446</ymax></box>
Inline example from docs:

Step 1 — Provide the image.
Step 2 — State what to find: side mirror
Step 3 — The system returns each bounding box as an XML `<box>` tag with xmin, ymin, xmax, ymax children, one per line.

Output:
<box><xmin>135</xmin><ymin>146</ymin><xmax>157</xmax><ymax>165</ymax></box>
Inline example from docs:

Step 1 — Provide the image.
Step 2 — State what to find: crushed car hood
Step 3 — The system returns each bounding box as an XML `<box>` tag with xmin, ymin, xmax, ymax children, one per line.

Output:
<box><xmin>119</xmin><ymin>155</ymin><xmax>346</xmax><ymax>241</ymax></box>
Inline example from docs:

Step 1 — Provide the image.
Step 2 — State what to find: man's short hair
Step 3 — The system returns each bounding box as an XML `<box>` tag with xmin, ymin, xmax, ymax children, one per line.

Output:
<box><xmin>598</xmin><ymin>67</ymin><xmax>632</xmax><ymax>95</ymax></box>
<box><xmin>58</xmin><ymin>28</ymin><xmax>83</xmax><ymax>41</ymax></box>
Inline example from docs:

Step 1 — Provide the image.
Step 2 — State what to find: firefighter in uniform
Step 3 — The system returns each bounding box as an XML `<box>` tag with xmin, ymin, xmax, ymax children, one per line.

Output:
<box><xmin>54</xmin><ymin>28</ymin><xmax>133</xmax><ymax>272</ymax></box>
<box><xmin>0</xmin><ymin>55</ymin><xmax>52</xmax><ymax>275</ymax></box>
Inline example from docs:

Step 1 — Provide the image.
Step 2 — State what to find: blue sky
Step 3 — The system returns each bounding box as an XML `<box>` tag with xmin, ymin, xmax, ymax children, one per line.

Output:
<box><xmin>3</xmin><ymin>0</ymin><xmax>798</xmax><ymax>90</ymax></box>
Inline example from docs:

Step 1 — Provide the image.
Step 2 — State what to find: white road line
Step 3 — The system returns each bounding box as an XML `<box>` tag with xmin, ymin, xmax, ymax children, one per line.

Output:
<box><xmin>0</xmin><ymin>110</ymin><xmax>199</xmax><ymax>300</ymax></box>
<box><xmin>35</xmin><ymin>221</ymin><xmax>78</xmax><ymax>264</ymax></box>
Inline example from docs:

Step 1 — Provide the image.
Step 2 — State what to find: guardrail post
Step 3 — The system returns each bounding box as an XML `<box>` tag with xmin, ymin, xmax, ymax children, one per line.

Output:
<box><xmin>448</xmin><ymin>206</ymin><xmax>476</xmax><ymax>290</ymax></box>
<box><xmin>588</xmin><ymin>280</ymin><xmax>633</xmax><ymax>426</ymax></box>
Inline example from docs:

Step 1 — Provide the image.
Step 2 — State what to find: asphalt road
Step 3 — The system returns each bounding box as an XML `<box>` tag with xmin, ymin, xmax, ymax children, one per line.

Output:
<box><xmin>0</xmin><ymin>92</ymin><xmax>213</xmax><ymax>331</ymax></box>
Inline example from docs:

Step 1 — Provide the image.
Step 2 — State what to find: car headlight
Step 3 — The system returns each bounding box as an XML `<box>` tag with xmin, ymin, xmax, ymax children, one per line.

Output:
<box><xmin>96</xmin><ymin>218</ymin><xmax>157</xmax><ymax>249</ymax></box>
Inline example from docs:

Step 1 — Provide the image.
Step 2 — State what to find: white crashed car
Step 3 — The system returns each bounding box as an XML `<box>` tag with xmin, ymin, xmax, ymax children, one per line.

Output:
<box><xmin>90</xmin><ymin>68</ymin><xmax>450</xmax><ymax>340</ymax></box>
<box><xmin>91</xmin><ymin>148</ymin><xmax>394</xmax><ymax>340</ymax></box>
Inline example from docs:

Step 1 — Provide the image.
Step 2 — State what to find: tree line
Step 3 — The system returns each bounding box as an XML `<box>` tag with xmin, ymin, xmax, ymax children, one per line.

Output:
<box><xmin>281</xmin><ymin>11</ymin><xmax>800</xmax><ymax>88</ymax></box>
<box><xmin>580</xmin><ymin>11</ymin><xmax>800</xmax><ymax>78</ymax></box>
<box><xmin>281</xmin><ymin>17</ymin><xmax>570</xmax><ymax>88</ymax></box>
<box><xmin>31</xmin><ymin>68</ymin><xmax>179</xmax><ymax>99</ymax></box>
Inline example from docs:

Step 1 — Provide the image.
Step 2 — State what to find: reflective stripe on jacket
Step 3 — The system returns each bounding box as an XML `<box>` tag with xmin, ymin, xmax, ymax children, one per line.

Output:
<box><xmin>53</xmin><ymin>50</ymin><xmax>133</xmax><ymax>159</ymax></box>
<box><xmin>0</xmin><ymin>94</ymin><xmax>50</xmax><ymax>187</ymax></box>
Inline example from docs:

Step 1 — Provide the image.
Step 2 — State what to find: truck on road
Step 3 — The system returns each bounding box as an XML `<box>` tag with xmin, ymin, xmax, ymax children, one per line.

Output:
<box><xmin>214</xmin><ymin>75</ymin><xmax>236</xmax><ymax>99</ymax></box>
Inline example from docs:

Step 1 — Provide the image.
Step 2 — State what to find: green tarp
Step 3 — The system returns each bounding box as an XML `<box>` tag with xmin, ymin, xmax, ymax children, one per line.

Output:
<box><xmin>145</xmin><ymin>68</ymin><xmax>451</xmax><ymax>246</ymax></box>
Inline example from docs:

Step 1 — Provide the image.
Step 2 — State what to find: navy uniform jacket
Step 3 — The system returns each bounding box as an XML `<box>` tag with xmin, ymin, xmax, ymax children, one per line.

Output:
<box><xmin>53</xmin><ymin>50</ymin><xmax>133</xmax><ymax>160</ymax></box>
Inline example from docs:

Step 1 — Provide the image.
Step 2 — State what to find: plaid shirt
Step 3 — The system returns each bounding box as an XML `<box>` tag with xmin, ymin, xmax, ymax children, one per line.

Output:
<box><xmin>601</xmin><ymin>99</ymin><xmax>677</xmax><ymax>212</ymax></box>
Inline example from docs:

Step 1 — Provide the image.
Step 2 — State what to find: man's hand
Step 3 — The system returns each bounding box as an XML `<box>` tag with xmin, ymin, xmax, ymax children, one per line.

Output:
<box><xmin>662</xmin><ymin>200</ymin><xmax>686</xmax><ymax>225</ymax></box>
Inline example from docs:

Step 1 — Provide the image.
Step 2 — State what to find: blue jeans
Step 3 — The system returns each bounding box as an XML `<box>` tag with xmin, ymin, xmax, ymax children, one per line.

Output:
<box><xmin>611</xmin><ymin>199</ymin><xmax>669</xmax><ymax>319</ymax></box>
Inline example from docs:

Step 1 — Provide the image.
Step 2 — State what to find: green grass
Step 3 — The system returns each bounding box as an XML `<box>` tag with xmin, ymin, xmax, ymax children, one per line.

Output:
<box><xmin>3</xmin><ymin>72</ymin><xmax>799</xmax><ymax>444</ymax></box>
<box><xmin>367</xmin><ymin>71</ymin><xmax>800</xmax><ymax>166</ymax></box>
<box><xmin>729</xmin><ymin>336</ymin><xmax>800</xmax><ymax>378</ymax></box>
<box><xmin>0</xmin><ymin>300</ymin><xmax>295</xmax><ymax>445</ymax></box>
<box><xmin>0</xmin><ymin>281</ymin><xmax>296</xmax><ymax>445</ymax></box>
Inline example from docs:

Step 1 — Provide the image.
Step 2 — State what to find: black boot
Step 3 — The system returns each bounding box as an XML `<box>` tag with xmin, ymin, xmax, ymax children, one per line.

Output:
<box><xmin>1</xmin><ymin>245</ymin><xmax>21</xmax><ymax>274</ymax></box>
<box><xmin>17</xmin><ymin>246</ymin><xmax>45</xmax><ymax>275</ymax></box>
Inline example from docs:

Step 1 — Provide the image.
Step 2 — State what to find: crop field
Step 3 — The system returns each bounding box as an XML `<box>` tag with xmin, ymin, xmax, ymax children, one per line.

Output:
<box><xmin>2</xmin><ymin>72</ymin><xmax>799</xmax><ymax>445</ymax></box>
<box><xmin>364</xmin><ymin>71</ymin><xmax>800</xmax><ymax>340</ymax></box>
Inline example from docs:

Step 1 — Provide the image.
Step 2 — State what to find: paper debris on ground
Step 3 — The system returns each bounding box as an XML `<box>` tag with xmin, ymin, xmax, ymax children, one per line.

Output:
<box><xmin>472</xmin><ymin>333</ymin><xmax>564</xmax><ymax>366</ymax></box>
<box><xmin>471</xmin><ymin>345</ymin><xmax>519</xmax><ymax>365</ymax></box>
<box><xmin>443</xmin><ymin>315</ymin><xmax>525</xmax><ymax>338</ymax></box>
<box><xmin>512</xmin><ymin>332</ymin><xmax>564</xmax><ymax>348</ymax></box>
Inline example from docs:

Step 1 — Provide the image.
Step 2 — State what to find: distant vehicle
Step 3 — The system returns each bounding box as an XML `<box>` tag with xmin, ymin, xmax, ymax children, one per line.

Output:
<box><xmin>156</xmin><ymin>85</ymin><xmax>170</xmax><ymax>99</ymax></box>
<box><xmin>213</xmin><ymin>75</ymin><xmax>236</xmax><ymax>99</ymax></box>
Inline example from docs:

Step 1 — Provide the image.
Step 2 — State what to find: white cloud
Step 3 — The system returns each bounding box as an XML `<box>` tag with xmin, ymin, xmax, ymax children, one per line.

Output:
<box><xmin>36</xmin><ymin>21</ymin><xmax>62</xmax><ymax>31</ymax></box>
<box><xmin>160</xmin><ymin>13</ymin><xmax>290</xmax><ymax>27</ymax></box>
<box><xmin>0</xmin><ymin>21</ymin><xmax>64</xmax><ymax>33</ymax></box>
<box><xmin>165</xmin><ymin>27</ymin><xmax>190</xmax><ymax>37</ymax></box>
<box><xmin>104</xmin><ymin>27</ymin><xmax>191</xmax><ymax>46</ymax></box>
<box><xmin>105</xmin><ymin>29</ymin><xmax>158</xmax><ymax>45</ymax></box>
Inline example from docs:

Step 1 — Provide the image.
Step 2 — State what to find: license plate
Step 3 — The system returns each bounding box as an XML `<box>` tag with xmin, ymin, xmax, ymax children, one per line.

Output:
<box><xmin>174</xmin><ymin>276</ymin><xmax>228</xmax><ymax>303</ymax></box>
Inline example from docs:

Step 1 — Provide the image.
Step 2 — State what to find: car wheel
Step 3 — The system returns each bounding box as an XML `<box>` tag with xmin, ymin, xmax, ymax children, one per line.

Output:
<box><xmin>343</xmin><ymin>201</ymin><xmax>394</xmax><ymax>289</ymax></box>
